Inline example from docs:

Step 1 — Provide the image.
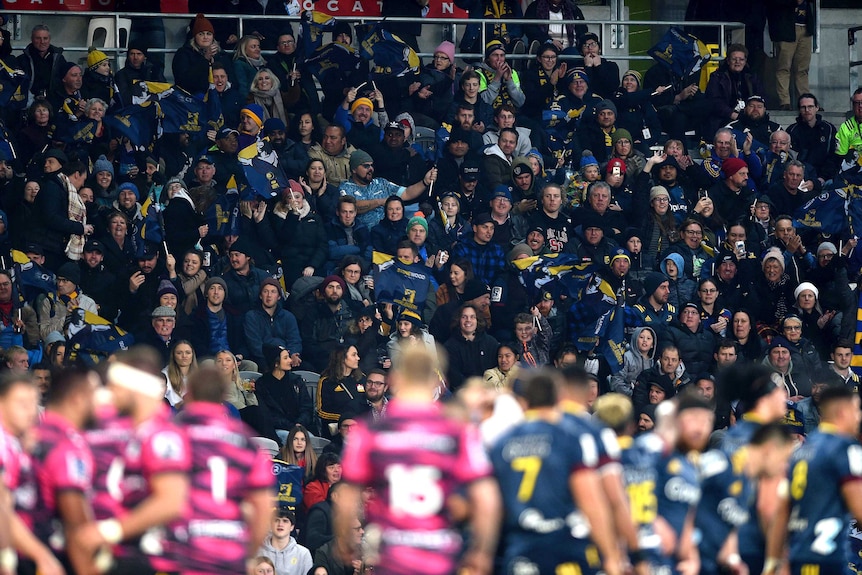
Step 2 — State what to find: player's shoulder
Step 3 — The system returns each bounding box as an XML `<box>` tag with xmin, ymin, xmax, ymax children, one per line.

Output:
<box><xmin>698</xmin><ymin>448</ymin><xmax>730</xmax><ymax>478</ymax></box>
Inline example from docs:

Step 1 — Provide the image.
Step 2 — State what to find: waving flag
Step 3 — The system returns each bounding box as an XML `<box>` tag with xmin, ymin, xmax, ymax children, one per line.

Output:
<box><xmin>203</xmin><ymin>194</ymin><xmax>240</xmax><ymax>238</ymax></box>
<box><xmin>512</xmin><ymin>253</ymin><xmax>593</xmax><ymax>301</ymax></box>
<box><xmin>9</xmin><ymin>250</ymin><xmax>55</xmax><ymax>306</ymax></box>
<box><xmin>794</xmin><ymin>187</ymin><xmax>849</xmax><ymax>235</ymax></box>
<box><xmin>301</xmin><ymin>11</ymin><xmax>337</xmax><ymax>58</ymax></box>
<box><xmin>355</xmin><ymin>23</ymin><xmax>421</xmax><ymax>78</ymax></box>
<box><xmin>305</xmin><ymin>42</ymin><xmax>362</xmax><ymax>82</ymax></box>
<box><xmin>66</xmin><ymin>308</ymin><xmax>135</xmax><ymax>366</ymax></box>
<box><xmin>238</xmin><ymin>138</ymin><xmax>287</xmax><ymax>199</ymax></box>
<box><xmin>648</xmin><ymin>27</ymin><xmax>711</xmax><ymax>87</ymax></box>
<box><xmin>49</xmin><ymin>118</ymin><xmax>100</xmax><ymax>145</ymax></box>
<box><xmin>0</xmin><ymin>59</ymin><xmax>28</xmax><ymax>109</ymax></box>
<box><xmin>841</xmin><ymin>174</ymin><xmax>862</xmax><ymax>237</ymax></box>
<box><xmin>568</xmin><ymin>271</ymin><xmax>626</xmax><ymax>372</ymax></box>
<box><xmin>373</xmin><ymin>255</ymin><xmax>432</xmax><ymax>313</ymax></box>
<box><xmin>131</xmin><ymin>80</ymin><xmax>173</xmax><ymax>105</ymax></box>
<box><xmin>104</xmin><ymin>102</ymin><xmax>159</xmax><ymax>147</ymax></box>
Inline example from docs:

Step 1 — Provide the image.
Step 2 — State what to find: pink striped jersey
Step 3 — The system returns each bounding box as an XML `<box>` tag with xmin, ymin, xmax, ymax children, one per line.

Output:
<box><xmin>0</xmin><ymin>425</ymin><xmax>36</xmax><ymax>527</ymax></box>
<box><xmin>28</xmin><ymin>411</ymin><xmax>94</xmax><ymax>551</ymax></box>
<box><xmin>168</xmin><ymin>402</ymin><xmax>273</xmax><ymax>575</ymax></box>
<box><xmin>118</xmin><ymin>404</ymin><xmax>191</xmax><ymax>570</ymax></box>
<box><xmin>84</xmin><ymin>406</ymin><xmax>134</xmax><ymax>521</ymax></box>
<box><xmin>341</xmin><ymin>400</ymin><xmax>492</xmax><ymax>575</ymax></box>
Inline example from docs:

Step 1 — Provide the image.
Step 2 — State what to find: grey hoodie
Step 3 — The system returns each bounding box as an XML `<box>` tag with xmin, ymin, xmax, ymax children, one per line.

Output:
<box><xmin>257</xmin><ymin>534</ymin><xmax>314</xmax><ymax>575</ymax></box>
<box><xmin>610</xmin><ymin>326</ymin><xmax>656</xmax><ymax>396</ymax></box>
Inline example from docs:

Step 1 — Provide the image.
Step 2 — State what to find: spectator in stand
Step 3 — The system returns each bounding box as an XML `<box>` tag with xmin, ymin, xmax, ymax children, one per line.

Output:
<box><xmin>17</xmin><ymin>101</ymin><xmax>53</xmax><ymax>170</ymax></box>
<box><xmin>523</xmin><ymin>0</ymin><xmax>588</xmax><ymax>55</ymax></box>
<box><xmin>444</xmin><ymin>302</ymin><xmax>499</xmax><ymax>392</ymax></box>
<box><xmin>256</xmin><ymin>509</ymin><xmax>313</xmax><ymax>575</ymax></box>
<box><xmin>372</xmin><ymin>121</ymin><xmax>430</xmax><ymax>189</ymax></box>
<box><xmin>325</xmin><ymin>196</ymin><xmax>371</xmax><ymax>275</ymax></box>
<box><xmin>447</xmin><ymin>71</ymin><xmax>495</xmax><ymax>132</ymax></box>
<box><xmin>787</xmin><ymin>93</ymin><xmax>838</xmax><ymax>183</ymax></box>
<box><xmin>704</xmin><ymin>44</ymin><xmax>766</xmax><ymax>137</ymax></box>
<box><xmin>338</xmin><ymin>256</ymin><xmax>373</xmax><ymax>310</ymax></box>
<box><xmin>215</xmin><ymin>349</ymin><xmax>279</xmax><ymax>439</ymax></box>
<box><xmin>643</xmin><ymin>63</ymin><xmax>709</xmax><ymax>147</ymax></box>
<box><xmin>768</xmin><ymin>0</ymin><xmax>815</xmax><ymax>111</ymax></box>
<box><xmin>370</xmin><ymin>197</ymin><xmax>408</xmax><ymax>257</ymax></box>
<box><xmin>302</xmin><ymin>452</ymin><xmax>342</xmax><ymax>513</ymax></box>
<box><xmin>569</xmin><ymin>33</ymin><xmax>619</xmax><ymax>100</ymax></box>
<box><xmin>612</xmin><ymin>70</ymin><xmax>662</xmax><ymax>154</ymax></box>
<box><xmin>213</xmin><ymin>63</ymin><xmax>243</xmax><ymax>129</ymax></box>
<box><xmin>233</xmin><ymin>35</ymin><xmax>267</xmax><ymax>98</ymax></box>
<box><xmin>309</xmin><ymin>125</ymin><xmax>356</xmax><ymax>188</ymax></box>
<box><xmin>187</xmin><ymin>277</ymin><xmax>249</xmax><ymax>362</ymax></box>
<box><xmin>316</xmin><ymin>346</ymin><xmax>366</xmax><ymax>438</ymax></box>
<box><xmin>521</xmin><ymin>43</ymin><xmax>567</xmax><ymax>121</ymax></box>
<box><xmin>137</xmin><ymin>306</ymin><xmax>181</xmax><ymax>365</ymax></box>
<box><xmin>115</xmin><ymin>43</ymin><xmax>165</xmax><ymax>107</ymax></box>
<box><xmin>80</xmin><ymin>48</ymin><xmax>115</xmax><ymax>105</ymax></box>
<box><xmin>281</xmin><ymin>424</ymin><xmax>318</xmax><ymax>481</ymax></box>
<box><xmin>220</xmin><ymin>238</ymin><xmax>272</xmax><ymax>315</ymax></box>
<box><xmin>752</xmin><ymin>246</ymin><xmax>798</xmax><ymax>328</ymax></box>
<box><xmin>410</xmin><ymin>42</ymin><xmax>459</xmax><ymax>127</ymax></box>
<box><xmin>270</xmin><ymin>33</ymin><xmax>321</xmax><ymax>117</ymax></box>
<box><xmin>300</xmin><ymin>276</ymin><xmax>362</xmax><ymax>371</ymax></box>
<box><xmin>270</xmin><ymin>180</ymin><xmax>327</xmax><ymax>287</ymax></box>
<box><xmin>335</xmin><ymin>88</ymin><xmax>388</xmax><ymax>152</ymax></box>
<box><xmin>38</xmin><ymin>262</ymin><xmax>100</xmax><ymax>340</ymax></box>
<box><xmin>78</xmin><ymin>239</ymin><xmax>119</xmax><ymax>322</ymax></box>
<box><xmin>162</xmin><ymin>340</ymin><xmax>196</xmax><ymax>407</ymax></box>
<box><xmin>287</xmin><ymin>112</ymin><xmax>322</xmax><ymax>157</ymax></box>
<box><xmin>17</xmin><ymin>24</ymin><xmax>67</xmax><ymax>105</ymax></box>
<box><xmin>245</xmin><ymin>278</ymin><xmax>302</xmax><ymax>369</ymax></box>
<box><xmin>255</xmin><ymin>344</ymin><xmax>315</xmax><ymax>435</ymax></box>
<box><xmin>451</xmin><ymin>213</ymin><xmax>507</xmax><ymax>285</ymax></box>
<box><xmin>248</xmin><ymin>69</ymin><xmax>287</xmax><ymax>125</ymax></box>
<box><xmin>173</xmin><ymin>14</ymin><xmax>233</xmax><ymax>96</ymax></box>
<box><xmin>476</xmin><ymin>40</ymin><xmax>526</xmax><ymax>111</ymax></box>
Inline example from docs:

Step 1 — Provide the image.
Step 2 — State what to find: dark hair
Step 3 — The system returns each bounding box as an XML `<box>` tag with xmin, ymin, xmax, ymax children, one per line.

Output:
<box><xmin>499</xmin><ymin>127</ymin><xmax>519</xmax><ymax>142</ymax></box>
<box><xmin>28</xmin><ymin>100</ymin><xmax>53</xmax><ymax>122</ymax></box>
<box><xmin>313</xmin><ymin>452</ymin><xmax>341</xmax><ymax>483</ymax></box>
<box><xmin>460</xmin><ymin>70</ymin><xmax>481</xmax><ymax>89</ymax></box>
<box><xmin>289</xmin><ymin>111</ymin><xmax>322</xmax><ymax>143</ymax></box>
<box><xmin>726</xmin><ymin>43</ymin><xmax>748</xmax><ymax>58</ymax></box>
<box><xmin>396</xmin><ymin>240</ymin><xmax>418</xmax><ymax>256</ymax></box>
<box><xmin>46</xmin><ymin>340</ymin><xmax>67</xmax><ymax>367</ymax></box>
<box><xmin>697</xmin><ymin>277</ymin><xmax>718</xmax><ymax>293</ymax></box>
<box><xmin>832</xmin><ymin>339</ymin><xmax>854</xmax><ymax>353</ymax></box>
<box><xmin>448</xmin><ymin>258</ymin><xmax>475</xmax><ymax>282</ymax></box>
<box><xmin>715</xmin><ymin>339</ymin><xmax>738</xmax><ymax>353</ymax></box>
<box><xmin>522</xmin><ymin>370</ymin><xmax>558</xmax><ymax>409</ymax></box>
<box><xmin>497</xmin><ymin>342</ymin><xmax>519</xmax><ymax>358</ymax></box>
<box><xmin>494</xmin><ymin>104</ymin><xmax>517</xmax><ymax>119</ymax></box>
<box><xmin>64</xmin><ymin>160</ymin><xmax>88</xmax><ymax>178</ymax></box>
<box><xmin>451</xmin><ymin>303</ymin><xmax>487</xmax><ymax>334</ymax></box>
<box><xmin>384</xmin><ymin>195</ymin><xmax>403</xmax><ymax>210</ymax></box>
<box><xmin>555</xmin><ymin>344</ymin><xmax>579</xmax><ymax>362</ymax></box>
<box><xmin>456</xmin><ymin>102</ymin><xmax>475</xmax><ymax>114</ymax></box>
<box><xmin>45</xmin><ymin>366</ymin><xmax>92</xmax><ymax>407</ymax></box>
<box><xmin>337</xmin><ymin>195</ymin><xmax>357</xmax><ymax>209</ymax></box>
<box><xmin>320</xmin><ymin>346</ymin><xmax>363</xmax><ymax>382</ymax></box>
<box><xmin>560</xmin><ymin>364</ymin><xmax>590</xmax><ymax>390</ymax></box>
<box><xmin>187</xmin><ymin>366</ymin><xmax>226</xmax><ymax>403</ymax></box>
<box><xmin>0</xmin><ymin>372</ymin><xmax>35</xmax><ymax>398</ymax></box>
<box><xmin>338</xmin><ymin>255</ymin><xmax>366</xmax><ymax>276</ymax></box>
<box><xmin>749</xmin><ymin>422</ymin><xmax>792</xmax><ymax>447</ymax></box>
<box><xmin>323</xmin><ymin>123</ymin><xmax>346</xmax><ymax>140</ymax></box>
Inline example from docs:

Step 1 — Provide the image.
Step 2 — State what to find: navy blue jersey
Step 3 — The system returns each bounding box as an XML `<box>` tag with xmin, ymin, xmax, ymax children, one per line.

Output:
<box><xmin>847</xmin><ymin>520</ymin><xmax>862</xmax><ymax>575</ymax></box>
<box><xmin>694</xmin><ymin>448</ymin><xmax>751</xmax><ymax>575</ymax></box>
<box><xmin>722</xmin><ymin>418</ymin><xmax>765</xmax><ymax>572</ymax></box>
<box><xmin>618</xmin><ymin>435</ymin><xmax>663</xmax><ymax>558</ymax></box>
<box><xmin>787</xmin><ymin>426</ymin><xmax>862</xmax><ymax>570</ymax></box>
<box><xmin>561</xmin><ymin>405</ymin><xmax>621</xmax><ymax>470</ymax></box>
<box><xmin>491</xmin><ymin>414</ymin><xmax>601</xmax><ymax>575</ymax></box>
<box><xmin>653</xmin><ymin>446</ymin><xmax>701</xmax><ymax>546</ymax></box>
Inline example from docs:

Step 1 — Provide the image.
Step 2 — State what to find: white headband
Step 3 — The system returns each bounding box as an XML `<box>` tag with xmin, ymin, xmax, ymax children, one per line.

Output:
<box><xmin>107</xmin><ymin>362</ymin><xmax>164</xmax><ymax>400</ymax></box>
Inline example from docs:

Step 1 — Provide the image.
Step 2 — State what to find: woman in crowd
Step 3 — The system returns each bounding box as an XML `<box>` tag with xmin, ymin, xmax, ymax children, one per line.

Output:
<box><xmin>316</xmin><ymin>346</ymin><xmax>366</xmax><ymax>439</ymax></box>
<box><xmin>247</xmin><ymin>68</ymin><xmax>287</xmax><ymax>124</ymax></box>
<box><xmin>163</xmin><ymin>178</ymin><xmax>207</xmax><ymax>257</ymax></box>
<box><xmin>387</xmin><ymin>310</ymin><xmax>437</xmax><ymax>366</ymax></box>
<box><xmin>254</xmin><ymin>344</ymin><xmax>315</xmax><ymax>435</ymax></box>
<box><xmin>731</xmin><ymin>309</ymin><xmax>765</xmax><ymax>362</ymax></box>
<box><xmin>696</xmin><ymin>278</ymin><xmax>733</xmax><ymax>337</ymax></box>
<box><xmin>272</xmin><ymin>180</ymin><xmax>327</xmax><ymax>288</ymax></box>
<box><xmin>612</xmin><ymin>69</ymin><xmax>662</xmax><ymax>154</ymax></box>
<box><xmin>301</xmin><ymin>158</ymin><xmax>339</xmax><ymax>225</ymax></box>
<box><xmin>435</xmin><ymin>258</ymin><xmax>474</xmax><ymax>306</ymax></box>
<box><xmin>215</xmin><ymin>349</ymin><xmax>279</xmax><ymax>441</ymax></box>
<box><xmin>173</xmin><ymin>14</ymin><xmax>233</xmax><ymax>96</ymax></box>
<box><xmin>483</xmin><ymin>342</ymin><xmax>520</xmax><ymax>390</ymax></box>
<box><xmin>233</xmin><ymin>34</ymin><xmax>267</xmax><ymax>97</ymax></box>
<box><xmin>288</xmin><ymin>112</ymin><xmax>322</xmax><ymax>155</ymax></box>
<box><xmin>410</xmin><ymin>41</ymin><xmax>458</xmax><ymax>127</ymax></box>
<box><xmin>99</xmin><ymin>210</ymin><xmax>135</xmax><ymax>277</ymax></box>
<box><xmin>162</xmin><ymin>340</ymin><xmax>196</xmax><ymax>409</ymax></box>
<box><xmin>428</xmin><ymin>193</ymin><xmax>470</xmax><ymax>255</ymax></box>
<box><xmin>178</xmin><ymin>249</ymin><xmax>207</xmax><ymax>316</ymax></box>
<box><xmin>338</xmin><ymin>256</ymin><xmax>372</xmax><ymax>308</ymax></box>
<box><xmin>792</xmin><ymin>282</ymin><xmax>834</xmax><ymax>360</ymax></box>
<box><xmin>9</xmin><ymin>180</ymin><xmax>40</xmax><ymax>249</ymax></box>
<box><xmin>444</xmin><ymin>303</ymin><xmax>499</xmax><ymax>392</ymax></box>
<box><xmin>752</xmin><ymin>247</ymin><xmax>797</xmax><ymax>328</ymax></box>
<box><xmin>609</xmin><ymin>129</ymin><xmax>646</xmax><ymax>184</ymax></box>
<box><xmin>89</xmin><ymin>154</ymin><xmax>117</xmax><ymax>208</ymax></box>
<box><xmin>280</xmin><ymin>424</ymin><xmax>318</xmax><ymax>482</ymax></box>
<box><xmin>302</xmin><ymin>452</ymin><xmax>341</xmax><ymax>513</ymax></box>
<box><xmin>270</xmin><ymin>32</ymin><xmax>321</xmax><ymax>115</ymax></box>
<box><xmin>17</xmin><ymin>101</ymin><xmax>53</xmax><ymax>170</ymax></box>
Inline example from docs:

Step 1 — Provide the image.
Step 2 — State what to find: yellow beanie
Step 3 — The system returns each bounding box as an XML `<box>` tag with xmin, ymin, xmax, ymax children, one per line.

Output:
<box><xmin>350</xmin><ymin>97</ymin><xmax>374</xmax><ymax>114</ymax></box>
<box><xmin>87</xmin><ymin>48</ymin><xmax>109</xmax><ymax>70</ymax></box>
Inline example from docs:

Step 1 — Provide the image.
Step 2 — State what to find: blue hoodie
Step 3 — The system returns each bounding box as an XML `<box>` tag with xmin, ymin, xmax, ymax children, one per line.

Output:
<box><xmin>661</xmin><ymin>253</ymin><xmax>696</xmax><ymax>309</ymax></box>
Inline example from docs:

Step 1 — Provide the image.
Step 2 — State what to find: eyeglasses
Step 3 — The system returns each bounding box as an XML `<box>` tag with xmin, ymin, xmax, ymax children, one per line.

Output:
<box><xmin>360</xmin><ymin>163</ymin><xmax>373</xmax><ymax>169</ymax></box>
<box><xmin>699</xmin><ymin>288</ymin><xmax>717</xmax><ymax>294</ymax></box>
<box><xmin>540</xmin><ymin>54</ymin><xmax>557</xmax><ymax>60</ymax></box>
<box><xmin>684</xmin><ymin>229</ymin><xmax>703</xmax><ymax>236</ymax></box>
<box><xmin>433</xmin><ymin>55</ymin><xmax>450</xmax><ymax>61</ymax></box>
<box><xmin>366</xmin><ymin>379</ymin><xmax>386</xmax><ymax>386</ymax></box>
<box><xmin>853</xmin><ymin>100</ymin><xmax>862</xmax><ymax>106</ymax></box>
<box><xmin>784</xmin><ymin>325</ymin><xmax>802</xmax><ymax>331</ymax></box>
<box><xmin>279</xmin><ymin>40</ymin><xmax>295</xmax><ymax>45</ymax></box>
<box><xmin>583</xmin><ymin>41</ymin><xmax>599</xmax><ymax>48</ymax></box>
<box><xmin>652</xmin><ymin>197</ymin><xmax>669</xmax><ymax>203</ymax></box>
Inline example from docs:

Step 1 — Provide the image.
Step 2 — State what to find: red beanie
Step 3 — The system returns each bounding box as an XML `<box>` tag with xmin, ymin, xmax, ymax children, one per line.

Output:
<box><xmin>192</xmin><ymin>13</ymin><xmax>214</xmax><ymax>36</ymax></box>
<box><xmin>722</xmin><ymin>157</ymin><xmax>747</xmax><ymax>178</ymax></box>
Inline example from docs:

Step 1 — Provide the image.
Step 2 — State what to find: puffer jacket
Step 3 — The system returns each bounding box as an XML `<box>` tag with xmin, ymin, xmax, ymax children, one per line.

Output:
<box><xmin>660</xmin><ymin>319</ymin><xmax>717</xmax><ymax>377</ymax></box>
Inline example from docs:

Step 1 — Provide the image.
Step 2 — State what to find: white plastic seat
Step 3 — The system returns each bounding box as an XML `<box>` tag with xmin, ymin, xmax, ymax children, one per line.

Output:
<box><xmin>251</xmin><ymin>436</ymin><xmax>281</xmax><ymax>458</ymax></box>
<box><xmin>87</xmin><ymin>17</ymin><xmax>132</xmax><ymax>67</ymax></box>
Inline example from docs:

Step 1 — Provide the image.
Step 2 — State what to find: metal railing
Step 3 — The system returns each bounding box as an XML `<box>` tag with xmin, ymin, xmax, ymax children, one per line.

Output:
<box><xmin>3</xmin><ymin>10</ymin><xmax>744</xmax><ymax>68</ymax></box>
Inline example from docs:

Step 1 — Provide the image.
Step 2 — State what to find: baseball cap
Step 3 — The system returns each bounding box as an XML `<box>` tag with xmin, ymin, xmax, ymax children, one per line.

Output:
<box><xmin>217</xmin><ymin>126</ymin><xmax>239</xmax><ymax>139</ymax></box>
<box><xmin>84</xmin><ymin>239</ymin><xmax>104</xmax><ymax>253</ymax></box>
<box><xmin>473</xmin><ymin>212</ymin><xmax>496</xmax><ymax>226</ymax></box>
<box><xmin>384</xmin><ymin>121</ymin><xmax>405</xmax><ymax>132</ymax></box>
<box><xmin>460</xmin><ymin>161</ymin><xmax>480</xmax><ymax>181</ymax></box>
<box><xmin>24</xmin><ymin>243</ymin><xmax>43</xmax><ymax>256</ymax></box>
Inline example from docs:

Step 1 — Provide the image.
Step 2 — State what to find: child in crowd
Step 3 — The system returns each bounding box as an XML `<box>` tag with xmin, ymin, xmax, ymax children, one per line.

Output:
<box><xmin>661</xmin><ymin>252</ymin><xmax>696</xmax><ymax>308</ymax></box>
<box><xmin>513</xmin><ymin>308</ymin><xmax>551</xmax><ymax>367</ymax></box>
<box><xmin>609</xmin><ymin>326</ymin><xmax>656</xmax><ymax>396</ymax></box>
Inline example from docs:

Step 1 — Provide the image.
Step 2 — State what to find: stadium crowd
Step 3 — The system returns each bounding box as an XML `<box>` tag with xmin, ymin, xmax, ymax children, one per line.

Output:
<box><xmin>0</xmin><ymin>0</ymin><xmax>861</xmax><ymax>574</ymax></box>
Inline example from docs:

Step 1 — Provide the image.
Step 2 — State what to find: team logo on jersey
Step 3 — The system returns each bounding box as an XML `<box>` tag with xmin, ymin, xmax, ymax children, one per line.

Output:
<box><xmin>66</xmin><ymin>453</ymin><xmax>90</xmax><ymax>484</ymax></box>
<box><xmin>152</xmin><ymin>431</ymin><xmax>184</xmax><ymax>461</ymax></box>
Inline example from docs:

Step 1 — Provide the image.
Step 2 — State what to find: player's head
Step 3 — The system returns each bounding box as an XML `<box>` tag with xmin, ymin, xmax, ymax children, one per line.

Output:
<box><xmin>818</xmin><ymin>386</ymin><xmax>862</xmax><ymax>435</ymax></box>
<box><xmin>107</xmin><ymin>345</ymin><xmax>165</xmax><ymax>415</ymax></box>
<box><xmin>675</xmin><ymin>389</ymin><xmax>715</xmax><ymax>452</ymax></box>
<box><xmin>558</xmin><ymin>365</ymin><xmax>591</xmax><ymax>404</ymax></box>
<box><xmin>0</xmin><ymin>372</ymin><xmax>39</xmax><ymax>437</ymax></box>
<box><xmin>746</xmin><ymin>423</ymin><xmax>795</xmax><ymax>479</ymax></box>
<box><xmin>593</xmin><ymin>393</ymin><xmax>634</xmax><ymax>435</ymax></box>
<box><xmin>515</xmin><ymin>369</ymin><xmax>559</xmax><ymax>410</ymax></box>
<box><xmin>45</xmin><ymin>366</ymin><xmax>98</xmax><ymax>428</ymax></box>
<box><xmin>719</xmin><ymin>363</ymin><xmax>786</xmax><ymax>422</ymax></box>
<box><xmin>185</xmin><ymin>366</ymin><xmax>227</xmax><ymax>404</ymax></box>
<box><xmin>388</xmin><ymin>346</ymin><xmax>443</xmax><ymax>400</ymax></box>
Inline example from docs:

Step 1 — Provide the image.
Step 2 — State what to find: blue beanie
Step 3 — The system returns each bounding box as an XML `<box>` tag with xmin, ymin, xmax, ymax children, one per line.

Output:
<box><xmin>242</xmin><ymin>104</ymin><xmax>265</xmax><ymax>128</ymax></box>
<box><xmin>264</xmin><ymin>117</ymin><xmax>286</xmax><ymax>134</ymax></box>
<box><xmin>580</xmin><ymin>150</ymin><xmax>599</xmax><ymax>171</ymax></box>
<box><xmin>93</xmin><ymin>154</ymin><xmax>114</xmax><ymax>177</ymax></box>
<box><xmin>118</xmin><ymin>181</ymin><xmax>139</xmax><ymax>201</ymax></box>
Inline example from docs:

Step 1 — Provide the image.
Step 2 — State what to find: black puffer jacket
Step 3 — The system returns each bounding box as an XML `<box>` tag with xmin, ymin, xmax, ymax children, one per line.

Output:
<box><xmin>29</xmin><ymin>172</ymin><xmax>84</xmax><ymax>258</ymax></box>
<box><xmin>272</xmin><ymin>207</ymin><xmax>327</xmax><ymax>288</ymax></box>
<box><xmin>659</xmin><ymin>320</ymin><xmax>717</xmax><ymax>376</ymax></box>
<box><xmin>444</xmin><ymin>331</ymin><xmax>499</xmax><ymax>392</ymax></box>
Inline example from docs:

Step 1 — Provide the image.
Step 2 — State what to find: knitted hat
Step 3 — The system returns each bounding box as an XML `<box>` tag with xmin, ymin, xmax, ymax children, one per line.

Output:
<box><xmin>87</xmin><ymin>48</ymin><xmax>109</xmax><ymax>70</ymax></box>
<box><xmin>646</xmin><ymin>371</ymin><xmax>675</xmax><ymax>399</ymax></box>
<box><xmin>610</xmin><ymin>248</ymin><xmax>630</xmax><ymax>265</ymax></box>
<box><xmin>623</xmin><ymin>227</ymin><xmax>642</xmax><ymax>242</ymax></box>
<box><xmin>320</xmin><ymin>274</ymin><xmax>347</xmax><ymax>295</ymax></box>
<box><xmin>45</xmin><ymin>148</ymin><xmax>68</xmax><ymax>166</ymax></box>
<box><xmin>794</xmin><ymin>282</ymin><xmax>819</xmax><ymax>300</ymax></box>
<box><xmin>349</xmin><ymin>149</ymin><xmax>374</xmax><ymax>171</ymax></box>
<box><xmin>566</xmin><ymin>68</ymin><xmax>589</xmax><ymax>86</ymax></box>
<box><xmin>285</xmin><ymin>179</ymin><xmax>305</xmax><ymax>198</ymax></box>
<box><xmin>205</xmin><ymin>276</ymin><xmax>228</xmax><ymax>296</ymax></box>
<box><xmin>448</xmin><ymin>126</ymin><xmax>471</xmax><ymax>144</ymax></box>
<box><xmin>192</xmin><ymin>13</ymin><xmax>215</xmax><ymax>36</ymax></box>
<box><xmin>118</xmin><ymin>181</ymin><xmax>139</xmax><ymax>201</ymax></box>
<box><xmin>462</xmin><ymin>279</ymin><xmax>490</xmax><ymax>301</ymax></box>
<box><xmin>151</xmin><ymin>306</ymin><xmax>176</xmax><ymax>318</ymax></box>
<box><xmin>228</xmin><ymin>236</ymin><xmax>253</xmax><ymax>256</ymax></box>
<box><xmin>434</xmin><ymin>41</ymin><xmax>455</xmax><ymax>62</ymax></box>
<box><xmin>594</xmin><ymin>99</ymin><xmax>617</xmax><ymax>116</ymax></box>
<box><xmin>767</xmin><ymin>336</ymin><xmax>792</xmax><ymax>352</ymax></box>
<box><xmin>817</xmin><ymin>242</ymin><xmax>837</xmax><ymax>255</ymax></box>
<box><xmin>127</xmin><ymin>40</ymin><xmax>148</xmax><ymax>56</ymax></box>
<box><xmin>490</xmin><ymin>185</ymin><xmax>512</xmax><ymax>201</ymax></box>
<box><xmin>508</xmin><ymin>243</ymin><xmax>533</xmax><ymax>262</ymax></box>
<box><xmin>263</xmin><ymin>344</ymin><xmax>288</xmax><ymax>369</ymax></box>
<box><xmin>397</xmin><ymin>310</ymin><xmax>423</xmax><ymax>329</ymax></box>
<box><xmin>332</xmin><ymin>20</ymin><xmax>352</xmax><ymax>42</ymax></box>
<box><xmin>722</xmin><ymin>157</ymin><xmax>747</xmax><ymax>178</ymax></box>
<box><xmin>622</xmin><ymin>69</ymin><xmax>642</xmax><ymax>86</ymax></box>
<box><xmin>649</xmin><ymin>186</ymin><xmax>670</xmax><ymax>202</ymax></box>
<box><xmin>56</xmin><ymin>262</ymin><xmax>80</xmax><ymax>286</ymax></box>
<box><xmin>157</xmin><ymin>279</ymin><xmax>178</xmax><ymax>299</ymax></box>
<box><xmin>485</xmin><ymin>39</ymin><xmax>506</xmax><ymax>58</ymax></box>
<box><xmin>59</xmin><ymin>62</ymin><xmax>80</xmax><ymax>80</ymax></box>
<box><xmin>611</xmin><ymin>129</ymin><xmax>632</xmax><ymax>145</ymax></box>
<box><xmin>580</xmin><ymin>150</ymin><xmax>599</xmax><ymax>171</ymax></box>
<box><xmin>655</xmin><ymin>155</ymin><xmax>680</xmax><ymax>171</ymax></box>
<box><xmin>639</xmin><ymin>403</ymin><xmax>657</xmax><ymax>423</ymax></box>
<box><xmin>241</xmin><ymin>104</ymin><xmax>264</xmax><ymax>128</ymax></box>
<box><xmin>643</xmin><ymin>271</ymin><xmax>668</xmax><ymax>296</ymax></box>
<box><xmin>407</xmin><ymin>212</ymin><xmax>428</xmax><ymax>233</ymax></box>
<box><xmin>511</xmin><ymin>161</ymin><xmax>531</xmax><ymax>177</ymax></box>
<box><xmin>259</xmin><ymin>277</ymin><xmax>282</xmax><ymax>295</ymax></box>
<box><xmin>350</xmin><ymin>98</ymin><xmax>374</xmax><ymax>115</ymax></box>
<box><xmin>762</xmin><ymin>247</ymin><xmax>785</xmax><ymax>272</ymax></box>
<box><xmin>263</xmin><ymin>117</ymin><xmax>286</xmax><ymax>134</ymax></box>
<box><xmin>94</xmin><ymin>155</ymin><xmax>114</xmax><ymax>177</ymax></box>
<box><xmin>606</xmin><ymin>157</ymin><xmax>627</xmax><ymax>175</ymax></box>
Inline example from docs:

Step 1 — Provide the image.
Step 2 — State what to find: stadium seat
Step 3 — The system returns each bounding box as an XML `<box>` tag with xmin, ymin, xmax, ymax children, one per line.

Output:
<box><xmin>87</xmin><ymin>17</ymin><xmax>132</xmax><ymax>67</ymax></box>
<box><xmin>250</xmin><ymin>436</ymin><xmax>281</xmax><ymax>458</ymax></box>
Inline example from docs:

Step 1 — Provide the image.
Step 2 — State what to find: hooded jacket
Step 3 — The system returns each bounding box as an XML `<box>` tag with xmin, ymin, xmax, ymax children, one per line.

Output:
<box><xmin>257</xmin><ymin>534</ymin><xmax>313</xmax><ymax>575</ymax></box>
<box><xmin>610</xmin><ymin>326</ymin><xmax>656</xmax><ymax>396</ymax></box>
